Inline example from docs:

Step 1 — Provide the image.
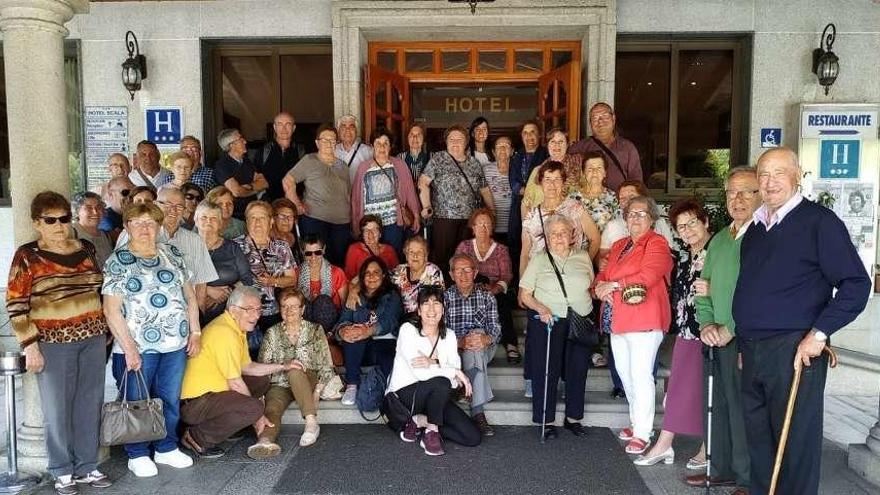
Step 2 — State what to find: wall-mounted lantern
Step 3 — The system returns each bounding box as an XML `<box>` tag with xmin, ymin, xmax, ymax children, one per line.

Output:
<box><xmin>121</xmin><ymin>31</ymin><xmax>147</xmax><ymax>100</ymax></box>
<box><xmin>812</xmin><ymin>23</ymin><xmax>839</xmax><ymax>96</ymax></box>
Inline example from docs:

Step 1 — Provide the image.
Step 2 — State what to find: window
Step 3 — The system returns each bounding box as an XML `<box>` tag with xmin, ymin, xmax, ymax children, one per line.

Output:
<box><xmin>615</xmin><ymin>38</ymin><xmax>750</xmax><ymax>194</ymax></box>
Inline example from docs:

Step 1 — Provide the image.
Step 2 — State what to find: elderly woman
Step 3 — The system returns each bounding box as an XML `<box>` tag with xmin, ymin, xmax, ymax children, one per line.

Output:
<box><xmin>165</xmin><ymin>151</ymin><xmax>195</xmax><ymax>188</ymax></box>
<box><xmin>351</xmin><ymin>129</ymin><xmax>421</xmax><ymax>253</ymax></box>
<box><xmin>419</xmin><ymin>124</ymin><xmax>495</xmax><ymax>273</ymax></box>
<box><xmin>520</xmin><ymin>161</ymin><xmax>601</xmax><ymax>275</ymax></box>
<box><xmin>72</xmin><ymin>191</ymin><xmax>113</xmax><ymax>269</ymax></box>
<box><xmin>468</xmin><ymin>117</ymin><xmax>494</xmax><ymax>166</ymax></box>
<box><xmin>454</xmin><ymin>208</ymin><xmax>517</xmax><ymax>363</ymax></box>
<box><xmin>388</xmin><ymin>286</ymin><xmax>479</xmax><ymax>456</ymax></box>
<box><xmin>103</xmin><ymin>202</ymin><xmax>201</xmax><ymax>477</ymax></box>
<box><xmin>398</xmin><ymin>123</ymin><xmax>430</xmax><ymax>186</ymax></box>
<box><xmin>484</xmin><ymin>136</ymin><xmax>513</xmax><ymax>244</ymax></box>
<box><xmin>519</xmin><ymin>215</ymin><xmax>594</xmax><ymax>440</ymax></box>
<box><xmin>570</xmin><ymin>151</ymin><xmax>618</xmax><ymax>233</ymax></box>
<box><xmin>235</xmin><ymin>201</ymin><xmax>297</xmax><ymax>350</ymax></box>
<box><xmin>195</xmin><ymin>201</ymin><xmax>254</xmax><ymax>325</ymax></box>
<box><xmin>205</xmin><ymin>186</ymin><xmax>246</xmax><ymax>240</ymax></box>
<box><xmin>345</xmin><ymin>214</ymin><xmax>399</xmax><ymax>281</ymax></box>
<box><xmin>7</xmin><ymin>191</ymin><xmax>112</xmax><ymax>493</ymax></box>
<box><xmin>521</xmin><ymin>127</ymin><xmax>584</xmax><ymax>214</ymax></box>
<box><xmin>214</xmin><ymin>128</ymin><xmax>268</xmax><ymax>219</ymax></box>
<box><xmin>130</xmin><ymin>186</ymin><xmax>156</xmax><ymax>204</ymax></box>
<box><xmin>180</xmin><ymin>182</ymin><xmax>204</xmax><ymax>230</ymax></box>
<box><xmin>270</xmin><ymin>198</ymin><xmax>303</xmax><ymax>265</ymax></box>
<box><xmin>600</xmin><ymin>181</ymin><xmax>675</xmax><ymax>261</ymax></box>
<box><xmin>336</xmin><ymin>257</ymin><xmax>402</xmax><ymax>406</ymax></box>
<box><xmin>508</xmin><ymin>120</ymin><xmax>548</xmax><ymax>274</ymax></box>
<box><xmin>251</xmin><ymin>288</ymin><xmax>338</xmax><ymax>457</ymax></box>
<box><xmin>283</xmin><ymin>123</ymin><xmax>352</xmax><ymax>267</ymax></box>
<box><xmin>593</xmin><ymin>195</ymin><xmax>673</xmax><ymax>455</ymax></box>
<box><xmin>389</xmin><ymin>236</ymin><xmax>445</xmax><ymax>314</ymax></box>
<box><xmin>296</xmin><ymin>234</ymin><xmax>349</xmax><ymax>331</ymax></box>
<box><xmin>634</xmin><ymin>198</ymin><xmax>710</xmax><ymax>466</ymax></box>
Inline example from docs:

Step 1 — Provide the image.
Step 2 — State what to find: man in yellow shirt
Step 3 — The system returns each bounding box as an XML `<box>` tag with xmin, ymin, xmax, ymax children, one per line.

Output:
<box><xmin>179</xmin><ymin>286</ymin><xmax>294</xmax><ymax>457</ymax></box>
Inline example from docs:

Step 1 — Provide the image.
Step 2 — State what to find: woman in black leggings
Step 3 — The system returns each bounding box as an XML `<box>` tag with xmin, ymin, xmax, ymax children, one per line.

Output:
<box><xmin>386</xmin><ymin>286</ymin><xmax>481</xmax><ymax>456</ymax></box>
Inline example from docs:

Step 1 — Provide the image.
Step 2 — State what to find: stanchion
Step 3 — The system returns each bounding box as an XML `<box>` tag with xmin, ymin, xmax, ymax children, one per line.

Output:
<box><xmin>0</xmin><ymin>352</ymin><xmax>39</xmax><ymax>493</ymax></box>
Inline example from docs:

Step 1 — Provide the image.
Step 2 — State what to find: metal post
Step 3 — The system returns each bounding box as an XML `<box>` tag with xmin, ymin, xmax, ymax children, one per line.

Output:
<box><xmin>0</xmin><ymin>352</ymin><xmax>39</xmax><ymax>493</ymax></box>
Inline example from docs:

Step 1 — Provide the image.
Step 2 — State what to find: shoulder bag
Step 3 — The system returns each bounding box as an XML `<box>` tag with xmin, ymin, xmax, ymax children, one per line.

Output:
<box><xmin>449</xmin><ymin>154</ymin><xmax>484</xmax><ymax>209</ymax></box>
<box><xmin>100</xmin><ymin>369</ymin><xmax>167</xmax><ymax>446</ymax></box>
<box><xmin>381</xmin><ymin>334</ymin><xmax>440</xmax><ymax>431</ymax></box>
<box><xmin>376</xmin><ymin>161</ymin><xmax>416</xmax><ymax>228</ymax></box>
<box><xmin>589</xmin><ymin>136</ymin><xmax>627</xmax><ymax>182</ymax></box>
<box><xmin>538</xmin><ymin>206</ymin><xmax>599</xmax><ymax>347</ymax></box>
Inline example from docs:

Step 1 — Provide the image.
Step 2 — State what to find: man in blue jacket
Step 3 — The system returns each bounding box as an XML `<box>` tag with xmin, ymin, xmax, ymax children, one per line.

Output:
<box><xmin>733</xmin><ymin>147</ymin><xmax>870</xmax><ymax>495</ymax></box>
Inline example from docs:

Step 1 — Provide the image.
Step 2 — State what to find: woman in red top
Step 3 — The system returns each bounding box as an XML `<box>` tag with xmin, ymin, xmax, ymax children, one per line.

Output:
<box><xmin>344</xmin><ymin>214</ymin><xmax>399</xmax><ymax>280</ymax></box>
<box><xmin>593</xmin><ymin>195</ymin><xmax>673</xmax><ymax>455</ymax></box>
<box><xmin>296</xmin><ymin>234</ymin><xmax>348</xmax><ymax>334</ymax></box>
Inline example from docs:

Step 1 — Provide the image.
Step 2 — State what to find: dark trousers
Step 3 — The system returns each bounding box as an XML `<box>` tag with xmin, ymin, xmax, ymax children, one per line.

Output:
<box><xmin>111</xmin><ymin>348</ymin><xmax>187</xmax><ymax>458</ymax></box>
<box><xmin>741</xmin><ymin>331</ymin><xmax>827</xmax><ymax>495</ymax></box>
<box><xmin>705</xmin><ymin>339</ymin><xmax>750</xmax><ymax>485</ymax></box>
<box><xmin>430</xmin><ymin>217</ymin><xmax>470</xmax><ymax>275</ymax></box>
<box><xmin>382</xmin><ymin>223</ymin><xmax>406</xmax><ymax>257</ymax></box>
<box><xmin>342</xmin><ymin>338</ymin><xmax>396</xmax><ymax>385</ymax></box>
<box><xmin>394</xmin><ymin>377</ymin><xmax>481</xmax><ymax>447</ymax></box>
<box><xmin>496</xmin><ymin>289</ymin><xmax>518</xmax><ymax>348</ymax></box>
<box><xmin>508</xmin><ymin>196</ymin><xmax>523</xmax><ymax>279</ymax></box>
<box><xmin>525</xmin><ymin>315</ymin><xmax>590</xmax><ymax>424</ymax></box>
<box><xmin>180</xmin><ymin>375</ymin><xmax>271</xmax><ymax>449</ymax></box>
<box><xmin>298</xmin><ymin>215</ymin><xmax>351</xmax><ymax>267</ymax></box>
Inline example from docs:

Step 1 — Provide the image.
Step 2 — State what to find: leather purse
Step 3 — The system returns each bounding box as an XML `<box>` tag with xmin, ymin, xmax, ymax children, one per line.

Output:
<box><xmin>100</xmin><ymin>369</ymin><xmax>166</xmax><ymax>447</ymax></box>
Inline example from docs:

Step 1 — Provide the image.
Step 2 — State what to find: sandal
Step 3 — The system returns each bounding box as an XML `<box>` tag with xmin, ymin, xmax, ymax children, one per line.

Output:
<box><xmin>625</xmin><ymin>437</ymin><xmax>649</xmax><ymax>454</ymax></box>
<box><xmin>506</xmin><ymin>345</ymin><xmax>522</xmax><ymax>364</ymax></box>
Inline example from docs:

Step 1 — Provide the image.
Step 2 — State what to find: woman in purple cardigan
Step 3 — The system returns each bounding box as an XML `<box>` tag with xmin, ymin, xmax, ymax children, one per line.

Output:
<box><xmin>351</xmin><ymin>128</ymin><xmax>421</xmax><ymax>255</ymax></box>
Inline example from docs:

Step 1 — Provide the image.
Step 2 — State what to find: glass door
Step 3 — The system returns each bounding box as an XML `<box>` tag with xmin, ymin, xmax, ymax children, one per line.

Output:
<box><xmin>537</xmin><ymin>61</ymin><xmax>581</xmax><ymax>139</ymax></box>
<box><xmin>365</xmin><ymin>64</ymin><xmax>410</xmax><ymax>145</ymax></box>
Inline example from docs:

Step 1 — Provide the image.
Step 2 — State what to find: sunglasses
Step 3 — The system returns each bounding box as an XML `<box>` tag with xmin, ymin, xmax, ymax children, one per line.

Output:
<box><xmin>185</xmin><ymin>194</ymin><xmax>203</xmax><ymax>201</ymax></box>
<box><xmin>40</xmin><ymin>214</ymin><xmax>72</xmax><ymax>225</ymax></box>
<box><xmin>303</xmin><ymin>249</ymin><xmax>324</xmax><ymax>257</ymax></box>
<box><xmin>119</xmin><ymin>189</ymin><xmax>131</xmax><ymax>197</ymax></box>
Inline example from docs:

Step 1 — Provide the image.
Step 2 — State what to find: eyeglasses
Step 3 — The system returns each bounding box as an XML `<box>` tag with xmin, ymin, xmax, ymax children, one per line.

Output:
<box><xmin>128</xmin><ymin>219</ymin><xmax>157</xmax><ymax>230</ymax></box>
<box><xmin>185</xmin><ymin>194</ymin><xmax>203</xmax><ymax>201</ymax></box>
<box><xmin>159</xmin><ymin>201</ymin><xmax>186</xmax><ymax>211</ymax></box>
<box><xmin>675</xmin><ymin>218</ymin><xmax>703</xmax><ymax>233</ymax></box>
<box><xmin>40</xmin><ymin>214</ymin><xmax>72</xmax><ymax>225</ymax></box>
<box><xmin>590</xmin><ymin>112</ymin><xmax>614</xmax><ymax>123</ymax></box>
<box><xmin>304</xmin><ymin>249</ymin><xmax>324</xmax><ymax>257</ymax></box>
<box><xmin>547</xmin><ymin>139</ymin><xmax>567</xmax><ymax>146</ymax></box>
<box><xmin>233</xmin><ymin>305</ymin><xmax>262</xmax><ymax>314</ymax></box>
<box><xmin>317</xmin><ymin>138</ymin><xmax>337</xmax><ymax>145</ymax></box>
<box><xmin>453</xmin><ymin>267</ymin><xmax>475</xmax><ymax>274</ymax></box>
<box><xmin>626</xmin><ymin>210</ymin><xmax>650</xmax><ymax>219</ymax></box>
<box><xmin>275</xmin><ymin>213</ymin><xmax>295</xmax><ymax>221</ymax></box>
<box><xmin>281</xmin><ymin>304</ymin><xmax>303</xmax><ymax>312</ymax></box>
<box><xmin>725</xmin><ymin>189</ymin><xmax>759</xmax><ymax>199</ymax></box>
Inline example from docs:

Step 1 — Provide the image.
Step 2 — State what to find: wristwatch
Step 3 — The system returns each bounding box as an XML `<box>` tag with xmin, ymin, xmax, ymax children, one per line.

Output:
<box><xmin>813</xmin><ymin>330</ymin><xmax>828</xmax><ymax>342</ymax></box>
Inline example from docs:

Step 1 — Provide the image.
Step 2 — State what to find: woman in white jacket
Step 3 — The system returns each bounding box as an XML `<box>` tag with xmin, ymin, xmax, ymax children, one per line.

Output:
<box><xmin>387</xmin><ymin>286</ymin><xmax>480</xmax><ymax>456</ymax></box>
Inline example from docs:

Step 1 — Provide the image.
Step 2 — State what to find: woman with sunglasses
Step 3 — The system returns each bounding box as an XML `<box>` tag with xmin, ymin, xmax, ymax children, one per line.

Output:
<box><xmin>295</xmin><ymin>233</ymin><xmax>349</xmax><ymax>335</ymax></box>
<box><xmin>336</xmin><ymin>256</ymin><xmax>402</xmax><ymax>406</ymax></box>
<box><xmin>387</xmin><ymin>286</ymin><xmax>479</xmax><ymax>456</ymax></box>
<box><xmin>180</xmin><ymin>182</ymin><xmax>204</xmax><ymax>231</ymax></box>
<box><xmin>7</xmin><ymin>191</ymin><xmax>113</xmax><ymax>493</ymax></box>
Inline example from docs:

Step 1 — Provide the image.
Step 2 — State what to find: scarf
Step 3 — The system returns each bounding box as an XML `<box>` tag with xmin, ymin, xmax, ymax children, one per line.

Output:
<box><xmin>298</xmin><ymin>258</ymin><xmax>332</xmax><ymax>300</ymax></box>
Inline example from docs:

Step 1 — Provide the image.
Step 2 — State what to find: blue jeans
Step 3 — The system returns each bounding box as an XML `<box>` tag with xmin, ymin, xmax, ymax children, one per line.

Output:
<box><xmin>342</xmin><ymin>338</ymin><xmax>396</xmax><ymax>385</ymax></box>
<box><xmin>112</xmin><ymin>348</ymin><xmax>187</xmax><ymax>459</ymax></box>
<box><xmin>298</xmin><ymin>215</ymin><xmax>351</xmax><ymax>267</ymax></box>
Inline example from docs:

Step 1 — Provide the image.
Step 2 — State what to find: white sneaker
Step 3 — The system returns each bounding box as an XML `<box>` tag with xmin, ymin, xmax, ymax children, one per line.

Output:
<box><xmin>127</xmin><ymin>456</ymin><xmax>157</xmax><ymax>478</ymax></box>
<box><xmin>341</xmin><ymin>385</ymin><xmax>357</xmax><ymax>406</ymax></box>
<box><xmin>154</xmin><ymin>448</ymin><xmax>193</xmax><ymax>468</ymax></box>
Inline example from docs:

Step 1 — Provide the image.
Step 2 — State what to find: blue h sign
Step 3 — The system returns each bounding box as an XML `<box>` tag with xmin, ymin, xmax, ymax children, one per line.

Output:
<box><xmin>145</xmin><ymin>108</ymin><xmax>182</xmax><ymax>144</ymax></box>
<box><xmin>819</xmin><ymin>139</ymin><xmax>860</xmax><ymax>179</ymax></box>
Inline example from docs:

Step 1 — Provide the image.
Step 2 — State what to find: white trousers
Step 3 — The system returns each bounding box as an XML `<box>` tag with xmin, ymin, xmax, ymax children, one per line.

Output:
<box><xmin>610</xmin><ymin>331</ymin><xmax>664</xmax><ymax>441</ymax></box>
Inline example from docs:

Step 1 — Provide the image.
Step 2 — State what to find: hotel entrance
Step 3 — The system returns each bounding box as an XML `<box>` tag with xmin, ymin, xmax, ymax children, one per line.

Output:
<box><xmin>365</xmin><ymin>41</ymin><xmax>582</xmax><ymax>151</ymax></box>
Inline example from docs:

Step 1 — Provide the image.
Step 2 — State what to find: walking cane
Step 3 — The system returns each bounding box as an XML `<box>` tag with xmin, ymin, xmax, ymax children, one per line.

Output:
<box><xmin>534</xmin><ymin>315</ymin><xmax>557</xmax><ymax>444</ymax></box>
<box><xmin>768</xmin><ymin>345</ymin><xmax>838</xmax><ymax>495</ymax></box>
<box><xmin>704</xmin><ymin>346</ymin><xmax>715</xmax><ymax>495</ymax></box>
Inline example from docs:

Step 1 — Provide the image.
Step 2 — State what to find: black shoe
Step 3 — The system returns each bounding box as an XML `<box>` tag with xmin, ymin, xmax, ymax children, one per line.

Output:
<box><xmin>541</xmin><ymin>425</ymin><xmax>558</xmax><ymax>440</ymax></box>
<box><xmin>182</xmin><ymin>429</ymin><xmax>226</xmax><ymax>459</ymax></box>
<box><xmin>563</xmin><ymin>419</ymin><xmax>589</xmax><ymax>437</ymax></box>
<box><xmin>474</xmin><ymin>413</ymin><xmax>495</xmax><ymax>437</ymax></box>
<box><xmin>610</xmin><ymin>388</ymin><xmax>626</xmax><ymax>399</ymax></box>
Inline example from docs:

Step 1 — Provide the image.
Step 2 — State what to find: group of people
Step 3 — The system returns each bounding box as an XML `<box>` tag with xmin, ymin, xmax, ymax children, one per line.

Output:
<box><xmin>6</xmin><ymin>101</ymin><xmax>871</xmax><ymax>495</ymax></box>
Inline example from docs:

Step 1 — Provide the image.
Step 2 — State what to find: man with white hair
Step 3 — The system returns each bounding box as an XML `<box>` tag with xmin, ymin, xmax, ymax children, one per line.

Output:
<box><xmin>335</xmin><ymin>115</ymin><xmax>373</xmax><ymax>181</ymax></box>
<box><xmin>179</xmin><ymin>286</ymin><xmax>296</xmax><ymax>457</ymax></box>
<box><xmin>732</xmin><ymin>147</ymin><xmax>870</xmax><ymax>495</ymax></box>
<box><xmin>214</xmin><ymin>128</ymin><xmax>268</xmax><ymax>219</ymax></box>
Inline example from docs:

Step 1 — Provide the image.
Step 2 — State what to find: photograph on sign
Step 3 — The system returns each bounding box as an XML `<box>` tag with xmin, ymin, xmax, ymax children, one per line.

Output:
<box><xmin>842</xmin><ymin>182</ymin><xmax>874</xmax><ymax>219</ymax></box>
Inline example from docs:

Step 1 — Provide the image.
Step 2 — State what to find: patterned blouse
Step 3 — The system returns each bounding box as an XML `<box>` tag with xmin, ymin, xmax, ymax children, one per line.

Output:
<box><xmin>234</xmin><ymin>236</ymin><xmax>295</xmax><ymax>316</ymax></box>
<box><xmin>102</xmin><ymin>243</ymin><xmax>193</xmax><ymax>353</ymax></box>
<box><xmin>422</xmin><ymin>151</ymin><xmax>488</xmax><ymax>220</ymax></box>
<box><xmin>521</xmin><ymin>154</ymin><xmax>584</xmax><ymax>211</ymax></box>
<box><xmin>569</xmin><ymin>187</ymin><xmax>619</xmax><ymax>233</ymax></box>
<box><xmin>522</xmin><ymin>198</ymin><xmax>589</xmax><ymax>258</ymax></box>
<box><xmin>454</xmin><ymin>239</ymin><xmax>513</xmax><ymax>290</ymax></box>
<box><xmin>258</xmin><ymin>319</ymin><xmax>336</xmax><ymax>389</ymax></box>
<box><xmin>671</xmin><ymin>238</ymin><xmax>708</xmax><ymax>341</ymax></box>
<box><xmin>389</xmin><ymin>263</ymin><xmax>445</xmax><ymax>313</ymax></box>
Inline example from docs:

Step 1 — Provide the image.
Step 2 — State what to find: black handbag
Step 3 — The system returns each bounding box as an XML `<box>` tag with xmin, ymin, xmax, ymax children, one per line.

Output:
<box><xmin>538</xmin><ymin>206</ymin><xmax>600</xmax><ymax>347</ymax></box>
<box><xmin>382</xmin><ymin>335</ymin><xmax>440</xmax><ymax>432</ymax></box>
<box><xmin>100</xmin><ymin>369</ymin><xmax>166</xmax><ymax>446</ymax></box>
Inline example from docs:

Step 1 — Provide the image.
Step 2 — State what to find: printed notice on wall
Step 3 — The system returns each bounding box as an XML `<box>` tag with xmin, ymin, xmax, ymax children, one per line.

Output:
<box><xmin>85</xmin><ymin>106</ymin><xmax>129</xmax><ymax>191</ymax></box>
<box><xmin>812</xmin><ymin>180</ymin><xmax>876</xmax><ymax>251</ymax></box>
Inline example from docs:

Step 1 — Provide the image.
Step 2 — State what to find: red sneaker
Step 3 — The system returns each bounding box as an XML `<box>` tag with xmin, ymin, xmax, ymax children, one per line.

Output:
<box><xmin>420</xmin><ymin>429</ymin><xmax>445</xmax><ymax>456</ymax></box>
<box><xmin>400</xmin><ymin>420</ymin><xmax>420</xmax><ymax>443</ymax></box>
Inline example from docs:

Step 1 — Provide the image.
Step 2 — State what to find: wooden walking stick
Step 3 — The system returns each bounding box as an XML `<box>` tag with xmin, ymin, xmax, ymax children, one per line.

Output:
<box><xmin>768</xmin><ymin>345</ymin><xmax>838</xmax><ymax>495</ymax></box>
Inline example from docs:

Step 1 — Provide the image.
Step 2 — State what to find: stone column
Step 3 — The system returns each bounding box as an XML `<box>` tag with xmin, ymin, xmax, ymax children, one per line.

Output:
<box><xmin>0</xmin><ymin>0</ymin><xmax>89</xmax><ymax>473</ymax></box>
<box><xmin>848</xmin><ymin>396</ymin><xmax>880</xmax><ymax>488</ymax></box>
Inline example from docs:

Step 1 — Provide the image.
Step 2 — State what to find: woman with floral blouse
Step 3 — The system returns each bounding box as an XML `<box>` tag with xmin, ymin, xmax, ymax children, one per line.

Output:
<box><xmin>389</xmin><ymin>236</ymin><xmax>445</xmax><ymax>315</ymax></box>
<box><xmin>569</xmin><ymin>151</ymin><xmax>619</xmax><ymax>233</ymax></box>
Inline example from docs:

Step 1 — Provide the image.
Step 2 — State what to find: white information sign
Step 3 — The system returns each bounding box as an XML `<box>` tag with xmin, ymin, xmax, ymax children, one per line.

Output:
<box><xmin>85</xmin><ymin>106</ymin><xmax>129</xmax><ymax>190</ymax></box>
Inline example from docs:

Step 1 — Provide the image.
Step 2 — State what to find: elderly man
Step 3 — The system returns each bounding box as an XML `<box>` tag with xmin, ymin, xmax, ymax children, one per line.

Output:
<box><xmin>130</xmin><ymin>140</ymin><xmax>170</xmax><ymax>189</ymax></box>
<box><xmin>99</xmin><ymin>176</ymin><xmax>135</xmax><ymax>242</ymax></box>
<box><xmin>568</xmin><ymin>102</ymin><xmax>642</xmax><ymax>192</ymax></box>
<box><xmin>688</xmin><ymin>166</ymin><xmax>762</xmax><ymax>493</ymax></box>
<box><xmin>257</xmin><ymin>112</ymin><xmax>302</xmax><ymax>202</ymax></box>
<box><xmin>117</xmin><ymin>186</ymin><xmax>218</xmax><ymax>308</ymax></box>
<box><xmin>172</xmin><ymin>135</ymin><xmax>216</xmax><ymax>192</ymax></box>
<box><xmin>335</xmin><ymin>114</ymin><xmax>373</xmax><ymax>180</ymax></box>
<box><xmin>732</xmin><ymin>147</ymin><xmax>870</xmax><ymax>495</ymax></box>
<box><xmin>214</xmin><ymin>128</ymin><xmax>268</xmax><ymax>219</ymax></box>
<box><xmin>444</xmin><ymin>253</ymin><xmax>500</xmax><ymax>437</ymax></box>
<box><xmin>179</xmin><ymin>286</ymin><xmax>295</xmax><ymax>457</ymax></box>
